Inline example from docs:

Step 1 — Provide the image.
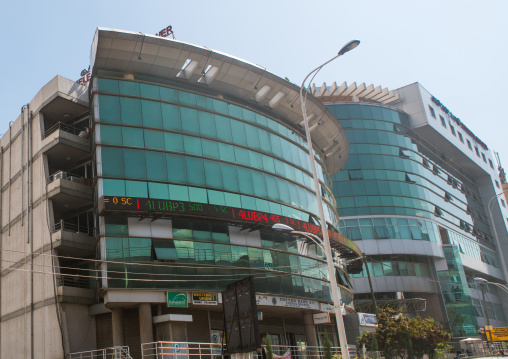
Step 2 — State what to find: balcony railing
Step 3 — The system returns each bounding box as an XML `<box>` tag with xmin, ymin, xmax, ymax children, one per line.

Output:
<box><xmin>51</xmin><ymin>220</ymin><xmax>94</xmax><ymax>236</ymax></box>
<box><xmin>57</xmin><ymin>274</ymin><xmax>93</xmax><ymax>289</ymax></box>
<box><xmin>44</xmin><ymin>122</ymin><xmax>88</xmax><ymax>139</ymax></box>
<box><xmin>70</xmin><ymin>346</ymin><xmax>132</xmax><ymax>359</ymax></box>
<box><xmin>48</xmin><ymin>170</ymin><xmax>91</xmax><ymax>185</ymax></box>
<box><xmin>141</xmin><ymin>342</ymin><xmax>358</xmax><ymax>359</ymax></box>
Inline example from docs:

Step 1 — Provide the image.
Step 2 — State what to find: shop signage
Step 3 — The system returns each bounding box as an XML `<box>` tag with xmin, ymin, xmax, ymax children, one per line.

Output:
<box><xmin>76</xmin><ymin>67</ymin><xmax>91</xmax><ymax>86</ymax></box>
<box><xmin>156</xmin><ymin>25</ymin><xmax>174</xmax><ymax>38</ymax></box>
<box><xmin>358</xmin><ymin>313</ymin><xmax>377</xmax><ymax>327</ymax></box>
<box><xmin>320</xmin><ymin>303</ymin><xmax>334</xmax><ymax>313</ymax></box>
<box><xmin>487</xmin><ymin>327</ymin><xmax>508</xmax><ymax>341</ymax></box>
<box><xmin>313</xmin><ymin>312</ymin><xmax>331</xmax><ymax>324</ymax></box>
<box><xmin>192</xmin><ymin>292</ymin><xmax>218</xmax><ymax>305</ymax></box>
<box><xmin>167</xmin><ymin>292</ymin><xmax>188</xmax><ymax>307</ymax></box>
<box><xmin>256</xmin><ymin>295</ymin><xmax>319</xmax><ymax>310</ymax></box>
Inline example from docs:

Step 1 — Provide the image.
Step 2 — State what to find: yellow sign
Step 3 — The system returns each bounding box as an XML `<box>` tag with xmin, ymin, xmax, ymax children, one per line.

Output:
<box><xmin>487</xmin><ymin>327</ymin><xmax>508</xmax><ymax>341</ymax></box>
<box><xmin>192</xmin><ymin>292</ymin><xmax>218</xmax><ymax>305</ymax></box>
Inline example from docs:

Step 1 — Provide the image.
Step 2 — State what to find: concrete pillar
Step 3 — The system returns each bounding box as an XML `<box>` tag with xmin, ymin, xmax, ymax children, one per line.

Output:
<box><xmin>112</xmin><ymin>308</ymin><xmax>124</xmax><ymax>346</ymax></box>
<box><xmin>139</xmin><ymin>303</ymin><xmax>154</xmax><ymax>344</ymax></box>
<box><xmin>303</xmin><ymin>312</ymin><xmax>319</xmax><ymax>358</ymax></box>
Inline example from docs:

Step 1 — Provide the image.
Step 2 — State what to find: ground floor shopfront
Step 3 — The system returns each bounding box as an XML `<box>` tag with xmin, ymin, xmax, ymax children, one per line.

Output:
<box><xmin>86</xmin><ymin>290</ymin><xmax>348</xmax><ymax>359</ymax></box>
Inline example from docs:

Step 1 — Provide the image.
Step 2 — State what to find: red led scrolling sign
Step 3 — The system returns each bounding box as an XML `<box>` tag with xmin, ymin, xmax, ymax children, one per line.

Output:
<box><xmin>101</xmin><ymin>196</ymin><xmax>361</xmax><ymax>258</ymax></box>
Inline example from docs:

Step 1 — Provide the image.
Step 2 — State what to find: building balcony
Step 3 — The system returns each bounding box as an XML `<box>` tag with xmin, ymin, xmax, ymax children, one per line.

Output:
<box><xmin>51</xmin><ymin>220</ymin><xmax>95</xmax><ymax>256</ymax></box>
<box><xmin>47</xmin><ymin>171</ymin><xmax>93</xmax><ymax>211</ymax></box>
<box><xmin>41</xmin><ymin>122</ymin><xmax>90</xmax><ymax>167</ymax></box>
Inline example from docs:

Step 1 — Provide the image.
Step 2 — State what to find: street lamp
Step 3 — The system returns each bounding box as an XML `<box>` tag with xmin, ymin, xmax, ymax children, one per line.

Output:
<box><xmin>474</xmin><ymin>277</ymin><xmax>492</xmax><ymax>342</ymax></box>
<box><xmin>272</xmin><ymin>223</ymin><xmax>350</xmax><ymax>359</ymax></box>
<box><xmin>298</xmin><ymin>40</ymin><xmax>360</xmax><ymax>359</ymax></box>
<box><xmin>474</xmin><ymin>277</ymin><xmax>508</xmax><ymax>296</ymax></box>
<box><xmin>487</xmin><ymin>190</ymin><xmax>508</xmax><ymax>283</ymax></box>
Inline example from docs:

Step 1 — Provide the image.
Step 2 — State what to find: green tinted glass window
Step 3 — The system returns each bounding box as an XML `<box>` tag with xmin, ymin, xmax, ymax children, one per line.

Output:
<box><xmin>99</xmin><ymin>96</ymin><xmax>121</xmax><ymax>124</ymax></box>
<box><xmin>160</xmin><ymin>87</ymin><xmax>179</xmax><ymax>102</ymax></box>
<box><xmin>183</xmin><ymin>136</ymin><xmax>203</xmax><ymax>156</ymax></box>
<box><xmin>148</xmin><ymin>182</ymin><xmax>169</xmax><ymax>199</ymax></box>
<box><xmin>140</xmin><ymin>84</ymin><xmax>160</xmax><ymax>100</ymax></box>
<box><xmin>237</xmin><ymin>168</ymin><xmax>254</xmax><ymax>195</ymax></box>
<box><xmin>146</xmin><ymin>151</ymin><xmax>167</xmax><ymax>181</ymax></box>
<box><xmin>161</xmin><ymin>103</ymin><xmax>182</xmax><ymax>131</ymax></box>
<box><xmin>166</xmin><ymin>154</ymin><xmax>187</xmax><ymax>183</ymax></box>
<box><xmin>215</xmin><ymin>116</ymin><xmax>233</xmax><ymax>142</ymax></box>
<box><xmin>221</xmin><ymin>164</ymin><xmax>239</xmax><ymax>192</ymax></box>
<box><xmin>122</xmin><ymin>127</ymin><xmax>145</xmax><ymax>148</ymax></box>
<box><xmin>144</xmin><ymin>130</ymin><xmax>164</xmax><ymax>150</ymax></box>
<box><xmin>98</xmin><ymin>78</ymin><xmax>119</xmax><ymax>93</ymax></box>
<box><xmin>103</xmin><ymin>179</ymin><xmax>125</xmax><ymax>196</ymax></box>
<box><xmin>102</xmin><ymin>147</ymin><xmax>125</xmax><ymax>177</ymax></box>
<box><xmin>125</xmin><ymin>180</ymin><xmax>148</xmax><ymax>197</ymax></box>
<box><xmin>198</xmin><ymin>111</ymin><xmax>216</xmax><ymax>138</ymax></box>
<box><xmin>119</xmin><ymin>81</ymin><xmax>140</xmax><ymax>96</ymax></box>
<box><xmin>218</xmin><ymin>143</ymin><xmax>235</xmax><ymax>162</ymax></box>
<box><xmin>142</xmin><ymin>100</ymin><xmax>162</xmax><ymax>128</ymax></box>
<box><xmin>186</xmin><ymin>157</ymin><xmax>205</xmax><ymax>186</ymax></box>
<box><xmin>120</xmin><ymin>98</ymin><xmax>142</xmax><ymax>125</ymax></box>
<box><xmin>100</xmin><ymin>125</ymin><xmax>122</xmax><ymax>146</ymax></box>
<box><xmin>181</xmin><ymin>107</ymin><xmax>199</xmax><ymax>135</ymax></box>
<box><xmin>201</xmin><ymin>140</ymin><xmax>220</xmax><ymax>159</ymax></box>
<box><xmin>164</xmin><ymin>132</ymin><xmax>184</xmax><ymax>152</ymax></box>
<box><xmin>204</xmin><ymin>161</ymin><xmax>223</xmax><ymax>189</ymax></box>
<box><xmin>124</xmin><ymin>149</ymin><xmax>146</xmax><ymax>179</ymax></box>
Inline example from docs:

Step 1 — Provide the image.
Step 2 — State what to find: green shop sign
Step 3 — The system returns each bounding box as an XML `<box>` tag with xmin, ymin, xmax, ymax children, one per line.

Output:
<box><xmin>167</xmin><ymin>292</ymin><xmax>188</xmax><ymax>307</ymax></box>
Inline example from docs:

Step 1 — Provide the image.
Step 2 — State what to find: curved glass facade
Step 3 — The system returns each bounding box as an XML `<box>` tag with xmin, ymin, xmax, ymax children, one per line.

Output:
<box><xmin>326</xmin><ymin>102</ymin><xmax>502</xmax><ymax>337</ymax></box>
<box><xmin>329</xmin><ymin>103</ymin><xmax>498</xmax><ymax>263</ymax></box>
<box><xmin>93</xmin><ymin>77</ymin><xmax>351</xmax><ymax>303</ymax></box>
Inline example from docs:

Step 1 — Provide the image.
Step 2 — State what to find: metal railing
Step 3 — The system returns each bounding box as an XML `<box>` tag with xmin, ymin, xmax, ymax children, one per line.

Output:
<box><xmin>57</xmin><ymin>274</ymin><xmax>92</xmax><ymax>289</ymax></box>
<box><xmin>141</xmin><ymin>342</ymin><xmax>358</xmax><ymax>359</ymax></box>
<box><xmin>70</xmin><ymin>346</ymin><xmax>132</xmax><ymax>359</ymax></box>
<box><xmin>44</xmin><ymin>121</ymin><xmax>85</xmax><ymax>139</ymax></box>
<box><xmin>51</xmin><ymin>220</ymin><xmax>94</xmax><ymax>236</ymax></box>
<box><xmin>48</xmin><ymin>170</ymin><xmax>91</xmax><ymax>185</ymax></box>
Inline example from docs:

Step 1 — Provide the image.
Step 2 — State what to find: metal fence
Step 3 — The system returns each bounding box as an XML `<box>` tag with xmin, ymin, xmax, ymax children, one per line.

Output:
<box><xmin>44</xmin><ymin>121</ymin><xmax>85</xmax><ymax>138</ymax></box>
<box><xmin>48</xmin><ymin>170</ymin><xmax>91</xmax><ymax>185</ymax></box>
<box><xmin>51</xmin><ymin>219</ymin><xmax>94</xmax><ymax>236</ymax></box>
<box><xmin>141</xmin><ymin>342</ymin><xmax>358</xmax><ymax>359</ymax></box>
<box><xmin>70</xmin><ymin>346</ymin><xmax>132</xmax><ymax>359</ymax></box>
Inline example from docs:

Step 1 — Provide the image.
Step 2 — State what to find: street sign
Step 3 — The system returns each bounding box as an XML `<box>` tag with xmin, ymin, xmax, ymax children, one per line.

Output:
<box><xmin>313</xmin><ymin>312</ymin><xmax>331</xmax><ymax>324</ymax></box>
<box><xmin>167</xmin><ymin>292</ymin><xmax>188</xmax><ymax>307</ymax></box>
<box><xmin>487</xmin><ymin>327</ymin><xmax>508</xmax><ymax>341</ymax></box>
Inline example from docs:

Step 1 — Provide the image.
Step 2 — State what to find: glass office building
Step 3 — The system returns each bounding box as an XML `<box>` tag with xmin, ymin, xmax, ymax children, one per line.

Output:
<box><xmin>316</xmin><ymin>82</ymin><xmax>508</xmax><ymax>338</ymax></box>
<box><xmin>88</xmin><ymin>28</ymin><xmax>361</xmax><ymax>355</ymax></box>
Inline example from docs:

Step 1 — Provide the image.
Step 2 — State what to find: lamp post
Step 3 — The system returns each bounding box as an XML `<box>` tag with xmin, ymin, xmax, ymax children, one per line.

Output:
<box><xmin>272</xmin><ymin>222</ymin><xmax>350</xmax><ymax>359</ymax></box>
<box><xmin>474</xmin><ymin>277</ymin><xmax>491</xmax><ymax>342</ymax></box>
<box><xmin>487</xmin><ymin>190</ymin><xmax>508</xmax><ymax>283</ymax></box>
<box><xmin>297</xmin><ymin>40</ymin><xmax>360</xmax><ymax>359</ymax></box>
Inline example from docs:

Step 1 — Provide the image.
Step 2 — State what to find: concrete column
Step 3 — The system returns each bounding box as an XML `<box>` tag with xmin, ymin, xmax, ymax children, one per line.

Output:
<box><xmin>112</xmin><ymin>308</ymin><xmax>124</xmax><ymax>346</ymax></box>
<box><xmin>303</xmin><ymin>312</ymin><xmax>318</xmax><ymax>358</ymax></box>
<box><xmin>139</xmin><ymin>303</ymin><xmax>154</xmax><ymax>344</ymax></box>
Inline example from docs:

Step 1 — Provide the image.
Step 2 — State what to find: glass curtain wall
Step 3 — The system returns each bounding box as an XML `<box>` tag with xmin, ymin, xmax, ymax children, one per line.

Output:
<box><xmin>92</xmin><ymin>76</ymin><xmax>350</xmax><ymax>301</ymax></box>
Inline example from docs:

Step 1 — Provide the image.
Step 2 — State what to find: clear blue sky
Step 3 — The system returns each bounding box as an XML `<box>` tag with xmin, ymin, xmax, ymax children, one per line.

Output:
<box><xmin>1</xmin><ymin>0</ymin><xmax>507</xmax><ymax>172</ymax></box>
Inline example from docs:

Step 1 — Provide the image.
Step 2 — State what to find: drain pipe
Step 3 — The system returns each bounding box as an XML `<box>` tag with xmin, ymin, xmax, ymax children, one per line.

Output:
<box><xmin>26</xmin><ymin>106</ymin><xmax>34</xmax><ymax>359</ymax></box>
<box><xmin>8</xmin><ymin>121</ymin><xmax>12</xmax><ymax>236</ymax></box>
<box><xmin>21</xmin><ymin>106</ymin><xmax>25</xmax><ymax>229</ymax></box>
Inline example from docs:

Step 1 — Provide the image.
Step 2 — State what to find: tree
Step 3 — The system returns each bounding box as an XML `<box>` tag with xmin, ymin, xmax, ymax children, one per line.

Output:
<box><xmin>263</xmin><ymin>334</ymin><xmax>273</xmax><ymax>359</ymax></box>
<box><xmin>357</xmin><ymin>308</ymin><xmax>451</xmax><ymax>359</ymax></box>
<box><xmin>323</xmin><ymin>330</ymin><xmax>333</xmax><ymax>359</ymax></box>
